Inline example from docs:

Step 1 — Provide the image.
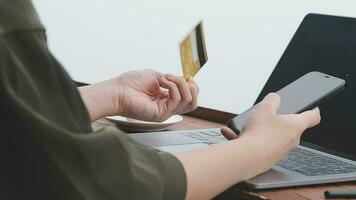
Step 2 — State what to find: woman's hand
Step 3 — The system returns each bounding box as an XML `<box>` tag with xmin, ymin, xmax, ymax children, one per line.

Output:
<box><xmin>177</xmin><ymin>93</ymin><xmax>320</xmax><ymax>200</ymax></box>
<box><xmin>79</xmin><ymin>69</ymin><xmax>199</xmax><ymax>122</ymax></box>
<box><xmin>221</xmin><ymin>93</ymin><xmax>321</xmax><ymax>174</ymax></box>
<box><xmin>112</xmin><ymin>69</ymin><xmax>199</xmax><ymax>121</ymax></box>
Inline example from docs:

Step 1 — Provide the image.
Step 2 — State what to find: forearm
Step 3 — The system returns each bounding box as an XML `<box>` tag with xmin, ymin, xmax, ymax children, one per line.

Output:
<box><xmin>176</xmin><ymin>135</ymin><xmax>275</xmax><ymax>200</ymax></box>
<box><xmin>78</xmin><ymin>80</ymin><xmax>117</xmax><ymax>121</ymax></box>
<box><xmin>176</xmin><ymin>93</ymin><xmax>320</xmax><ymax>199</ymax></box>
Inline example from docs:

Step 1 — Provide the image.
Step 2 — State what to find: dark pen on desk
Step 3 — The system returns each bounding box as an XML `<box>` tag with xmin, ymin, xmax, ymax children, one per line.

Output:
<box><xmin>324</xmin><ymin>189</ymin><xmax>356</xmax><ymax>199</ymax></box>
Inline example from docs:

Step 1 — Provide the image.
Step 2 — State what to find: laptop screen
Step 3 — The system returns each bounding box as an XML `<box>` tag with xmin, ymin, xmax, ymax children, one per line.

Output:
<box><xmin>255</xmin><ymin>14</ymin><xmax>356</xmax><ymax>160</ymax></box>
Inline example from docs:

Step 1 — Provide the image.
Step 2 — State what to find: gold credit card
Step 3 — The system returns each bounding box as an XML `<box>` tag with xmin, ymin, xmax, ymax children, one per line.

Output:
<box><xmin>180</xmin><ymin>21</ymin><xmax>208</xmax><ymax>79</ymax></box>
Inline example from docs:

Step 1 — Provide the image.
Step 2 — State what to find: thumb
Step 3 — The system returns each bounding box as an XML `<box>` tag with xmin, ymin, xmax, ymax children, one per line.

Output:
<box><xmin>260</xmin><ymin>93</ymin><xmax>281</xmax><ymax>113</ymax></box>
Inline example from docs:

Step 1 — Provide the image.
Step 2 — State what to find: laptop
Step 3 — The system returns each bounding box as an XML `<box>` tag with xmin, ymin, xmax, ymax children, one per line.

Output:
<box><xmin>129</xmin><ymin>13</ymin><xmax>356</xmax><ymax>189</ymax></box>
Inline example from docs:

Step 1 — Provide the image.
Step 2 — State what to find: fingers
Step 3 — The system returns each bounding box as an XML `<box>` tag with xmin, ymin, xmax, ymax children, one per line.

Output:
<box><xmin>158</xmin><ymin>73</ymin><xmax>199</xmax><ymax>116</ymax></box>
<box><xmin>260</xmin><ymin>93</ymin><xmax>281</xmax><ymax>113</ymax></box>
<box><xmin>188</xmin><ymin>76</ymin><xmax>200</xmax><ymax>93</ymax></box>
<box><xmin>187</xmin><ymin>77</ymin><xmax>199</xmax><ymax>110</ymax></box>
<box><xmin>297</xmin><ymin>107</ymin><xmax>321</xmax><ymax>129</ymax></box>
<box><xmin>165</xmin><ymin>74</ymin><xmax>197</xmax><ymax>113</ymax></box>
<box><xmin>158</xmin><ymin>77</ymin><xmax>181</xmax><ymax>113</ymax></box>
<box><xmin>260</xmin><ymin>93</ymin><xmax>320</xmax><ymax>130</ymax></box>
<box><xmin>166</xmin><ymin>74</ymin><xmax>192</xmax><ymax>102</ymax></box>
<box><xmin>221</xmin><ymin>127</ymin><xmax>239</xmax><ymax>140</ymax></box>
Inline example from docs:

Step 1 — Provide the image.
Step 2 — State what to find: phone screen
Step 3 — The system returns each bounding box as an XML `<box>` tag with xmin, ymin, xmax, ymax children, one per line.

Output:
<box><xmin>276</xmin><ymin>72</ymin><xmax>345</xmax><ymax>114</ymax></box>
<box><xmin>227</xmin><ymin>71</ymin><xmax>345</xmax><ymax>133</ymax></box>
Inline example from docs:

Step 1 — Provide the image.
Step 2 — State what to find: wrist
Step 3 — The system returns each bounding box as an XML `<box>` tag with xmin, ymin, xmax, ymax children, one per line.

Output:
<box><xmin>228</xmin><ymin>137</ymin><xmax>259</xmax><ymax>180</ymax></box>
<box><xmin>78</xmin><ymin>79</ymin><xmax>121</xmax><ymax>121</ymax></box>
<box><xmin>232</xmin><ymin>133</ymin><xmax>275</xmax><ymax>180</ymax></box>
<box><xmin>107</xmin><ymin>77</ymin><xmax>125</xmax><ymax>116</ymax></box>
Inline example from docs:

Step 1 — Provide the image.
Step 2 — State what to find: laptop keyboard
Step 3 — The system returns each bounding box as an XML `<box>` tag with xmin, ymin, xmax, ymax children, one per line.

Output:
<box><xmin>182</xmin><ymin>129</ymin><xmax>356</xmax><ymax>176</ymax></box>
<box><xmin>277</xmin><ymin>148</ymin><xmax>356</xmax><ymax>176</ymax></box>
<box><xmin>181</xmin><ymin>129</ymin><xmax>228</xmax><ymax>144</ymax></box>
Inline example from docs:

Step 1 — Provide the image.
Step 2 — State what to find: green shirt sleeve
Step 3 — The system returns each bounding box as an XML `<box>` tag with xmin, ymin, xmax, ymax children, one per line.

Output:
<box><xmin>0</xmin><ymin>0</ymin><xmax>187</xmax><ymax>199</ymax></box>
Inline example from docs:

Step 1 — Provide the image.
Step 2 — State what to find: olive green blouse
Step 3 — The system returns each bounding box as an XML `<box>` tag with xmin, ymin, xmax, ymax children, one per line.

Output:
<box><xmin>0</xmin><ymin>1</ymin><xmax>186</xmax><ymax>199</ymax></box>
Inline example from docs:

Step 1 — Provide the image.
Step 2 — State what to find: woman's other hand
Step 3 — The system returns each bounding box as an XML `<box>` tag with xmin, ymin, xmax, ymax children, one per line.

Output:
<box><xmin>112</xmin><ymin>69</ymin><xmax>198</xmax><ymax>121</ymax></box>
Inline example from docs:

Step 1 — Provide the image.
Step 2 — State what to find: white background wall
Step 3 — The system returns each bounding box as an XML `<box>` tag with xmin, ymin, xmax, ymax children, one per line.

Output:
<box><xmin>32</xmin><ymin>0</ymin><xmax>356</xmax><ymax>114</ymax></box>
